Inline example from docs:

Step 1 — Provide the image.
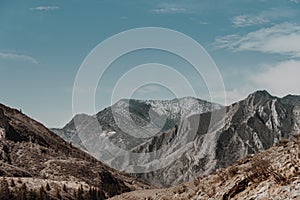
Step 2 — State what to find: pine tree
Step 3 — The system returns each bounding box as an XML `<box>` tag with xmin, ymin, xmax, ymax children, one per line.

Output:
<box><xmin>17</xmin><ymin>178</ymin><xmax>22</xmax><ymax>184</ymax></box>
<box><xmin>73</xmin><ymin>189</ymin><xmax>77</xmax><ymax>199</ymax></box>
<box><xmin>63</xmin><ymin>184</ymin><xmax>67</xmax><ymax>192</ymax></box>
<box><xmin>19</xmin><ymin>182</ymin><xmax>28</xmax><ymax>200</ymax></box>
<box><xmin>55</xmin><ymin>189</ymin><xmax>62</xmax><ymax>200</ymax></box>
<box><xmin>28</xmin><ymin>189</ymin><xmax>38</xmax><ymax>200</ymax></box>
<box><xmin>97</xmin><ymin>188</ymin><xmax>105</xmax><ymax>200</ymax></box>
<box><xmin>77</xmin><ymin>185</ymin><xmax>84</xmax><ymax>200</ymax></box>
<box><xmin>38</xmin><ymin>186</ymin><xmax>49</xmax><ymax>200</ymax></box>
<box><xmin>45</xmin><ymin>183</ymin><xmax>51</xmax><ymax>191</ymax></box>
<box><xmin>0</xmin><ymin>178</ymin><xmax>11</xmax><ymax>200</ymax></box>
<box><xmin>10</xmin><ymin>179</ymin><xmax>16</xmax><ymax>187</ymax></box>
<box><xmin>88</xmin><ymin>187</ymin><xmax>97</xmax><ymax>200</ymax></box>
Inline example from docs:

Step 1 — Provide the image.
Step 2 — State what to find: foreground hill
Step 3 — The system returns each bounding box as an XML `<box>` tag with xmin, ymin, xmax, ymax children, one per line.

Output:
<box><xmin>0</xmin><ymin>103</ymin><xmax>152</xmax><ymax>199</ymax></box>
<box><xmin>110</xmin><ymin>134</ymin><xmax>300</xmax><ymax>199</ymax></box>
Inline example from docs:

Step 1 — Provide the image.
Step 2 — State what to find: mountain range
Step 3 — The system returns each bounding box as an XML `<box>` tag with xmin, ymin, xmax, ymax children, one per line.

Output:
<box><xmin>1</xmin><ymin>90</ymin><xmax>299</xmax><ymax>199</ymax></box>
<box><xmin>52</xmin><ymin>97</ymin><xmax>220</xmax><ymax>151</ymax></box>
<box><xmin>52</xmin><ymin>90</ymin><xmax>300</xmax><ymax>187</ymax></box>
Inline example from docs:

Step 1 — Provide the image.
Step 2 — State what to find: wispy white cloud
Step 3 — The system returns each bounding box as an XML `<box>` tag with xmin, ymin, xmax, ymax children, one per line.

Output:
<box><xmin>214</xmin><ymin>34</ymin><xmax>240</xmax><ymax>49</ymax></box>
<box><xmin>213</xmin><ymin>60</ymin><xmax>300</xmax><ymax>103</ymax></box>
<box><xmin>214</xmin><ymin>23</ymin><xmax>300</xmax><ymax>57</ymax></box>
<box><xmin>199</xmin><ymin>21</ymin><xmax>208</xmax><ymax>25</ymax></box>
<box><xmin>251</xmin><ymin>60</ymin><xmax>300</xmax><ymax>96</ymax></box>
<box><xmin>0</xmin><ymin>52</ymin><xmax>38</xmax><ymax>64</ymax></box>
<box><xmin>209</xmin><ymin>60</ymin><xmax>300</xmax><ymax>104</ymax></box>
<box><xmin>189</xmin><ymin>17</ymin><xmax>208</xmax><ymax>25</ymax></box>
<box><xmin>151</xmin><ymin>3</ymin><xmax>189</xmax><ymax>14</ymax></box>
<box><xmin>206</xmin><ymin>88</ymin><xmax>250</xmax><ymax>105</ymax></box>
<box><xmin>232</xmin><ymin>8</ymin><xmax>296</xmax><ymax>27</ymax></box>
<box><xmin>290</xmin><ymin>0</ymin><xmax>299</xmax><ymax>3</ymax></box>
<box><xmin>152</xmin><ymin>7</ymin><xmax>187</xmax><ymax>14</ymax></box>
<box><xmin>135</xmin><ymin>85</ymin><xmax>163</xmax><ymax>95</ymax></box>
<box><xmin>30</xmin><ymin>6</ymin><xmax>60</xmax><ymax>11</ymax></box>
<box><xmin>232</xmin><ymin>15</ymin><xmax>269</xmax><ymax>27</ymax></box>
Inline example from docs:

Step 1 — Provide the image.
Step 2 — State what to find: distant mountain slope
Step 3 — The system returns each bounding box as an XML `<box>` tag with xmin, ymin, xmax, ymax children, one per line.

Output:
<box><xmin>0</xmin><ymin>103</ymin><xmax>152</xmax><ymax>199</ymax></box>
<box><xmin>52</xmin><ymin>97</ymin><xmax>220</xmax><ymax>151</ymax></box>
<box><xmin>109</xmin><ymin>133</ymin><xmax>300</xmax><ymax>199</ymax></box>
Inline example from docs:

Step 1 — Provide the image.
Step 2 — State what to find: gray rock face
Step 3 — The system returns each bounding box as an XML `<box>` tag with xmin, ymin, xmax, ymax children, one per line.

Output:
<box><xmin>52</xmin><ymin>97</ymin><xmax>219</xmax><ymax>151</ymax></box>
<box><xmin>133</xmin><ymin>90</ymin><xmax>300</xmax><ymax>186</ymax></box>
<box><xmin>110</xmin><ymin>135</ymin><xmax>300</xmax><ymax>200</ymax></box>
<box><xmin>52</xmin><ymin>91</ymin><xmax>300</xmax><ymax>187</ymax></box>
<box><xmin>51</xmin><ymin>97</ymin><xmax>220</xmax><ymax>178</ymax></box>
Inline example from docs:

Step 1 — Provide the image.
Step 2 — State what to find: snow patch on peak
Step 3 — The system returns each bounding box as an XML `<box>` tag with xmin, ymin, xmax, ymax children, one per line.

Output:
<box><xmin>271</xmin><ymin>99</ymin><xmax>280</xmax><ymax>128</ymax></box>
<box><xmin>253</xmin><ymin>132</ymin><xmax>264</xmax><ymax>151</ymax></box>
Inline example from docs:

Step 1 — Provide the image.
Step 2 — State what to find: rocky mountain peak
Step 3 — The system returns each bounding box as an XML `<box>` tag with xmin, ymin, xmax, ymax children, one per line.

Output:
<box><xmin>281</xmin><ymin>94</ymin><xmax>300</xmax><ymax>105</ymax></box>
<box><xmin>250</xmin><ymin>89</ymin><xmax>272</xmax><ymax>97</ymax></box>
<box><xmin>243</xmin><ymin>90</ymin><xmax>274</xmax><ymax>105</ymax></box>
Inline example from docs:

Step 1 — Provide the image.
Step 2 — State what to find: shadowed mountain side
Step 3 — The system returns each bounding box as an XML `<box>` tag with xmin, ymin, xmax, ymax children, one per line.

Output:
<box><xmin>0</xmin><ymin>103</ymin><xmax>153</xmax><ymax>199</ymax></box>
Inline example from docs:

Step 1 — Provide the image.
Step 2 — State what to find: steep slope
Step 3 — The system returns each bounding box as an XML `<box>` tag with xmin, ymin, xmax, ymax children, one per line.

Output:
<box><xmin>109</xmin><ymin>134</ymin><xmax>300</xmax><ymax>199</ymax></box>
<box><xmin>0</xmin><ymin>103</ymin><xmax>152</xmax><ymax>199</ymax></box>
<box><xmin>126</xmin><ymin>90</ymin><xmax>300</xmax><ymax>187</ymax></box>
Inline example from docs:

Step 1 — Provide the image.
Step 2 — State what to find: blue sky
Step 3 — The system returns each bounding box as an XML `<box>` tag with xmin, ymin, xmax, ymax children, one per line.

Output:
<box><xmin>1</xmin><ymin>0</ymin><xmax>300</xmax><ymax>127</ymax></box>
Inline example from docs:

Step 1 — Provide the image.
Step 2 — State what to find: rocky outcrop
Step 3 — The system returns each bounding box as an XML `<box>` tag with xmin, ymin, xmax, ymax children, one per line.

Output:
<box><xmin>109</xmin><ymin>134</ymin><xmax>300</xmax><ymax>199</ymax></box>
<box><xmin>122</xmin><ymin>90</ymin><xmax>300</xmax><ymax>187</ymax></box>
